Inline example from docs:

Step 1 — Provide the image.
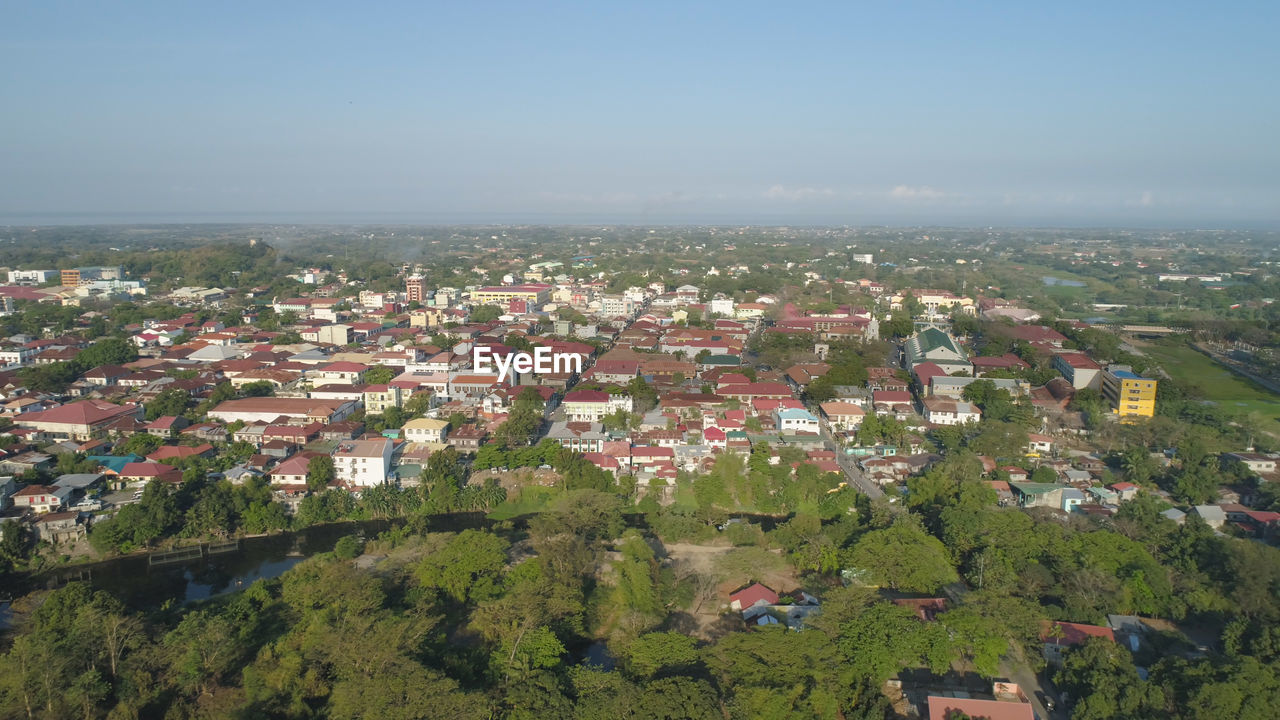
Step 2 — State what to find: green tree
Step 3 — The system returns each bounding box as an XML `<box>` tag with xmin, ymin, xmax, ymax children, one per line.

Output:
<box><xmin>307</xmin><ymin>455</ymin><xmax>335</xmax><ymax>492</ymax></box>
<box><xmin>416</xmin><ymin>529</ymin><xmax>509</xmax><ymax>603</ymax></box>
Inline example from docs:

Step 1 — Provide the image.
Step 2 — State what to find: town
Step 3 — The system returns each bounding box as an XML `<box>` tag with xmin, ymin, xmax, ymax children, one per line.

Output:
<box><xmin>0</xmin><ymin>225</ymin><xmax>1276</xmax><ymax>718</ymax></box>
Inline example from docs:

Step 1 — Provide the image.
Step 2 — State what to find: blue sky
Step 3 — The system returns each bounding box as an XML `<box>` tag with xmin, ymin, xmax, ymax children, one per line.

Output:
<box><xmin>2</xmin><ymin>1</ymin><xmax>1277</xmax><ymax>227</ymax></box>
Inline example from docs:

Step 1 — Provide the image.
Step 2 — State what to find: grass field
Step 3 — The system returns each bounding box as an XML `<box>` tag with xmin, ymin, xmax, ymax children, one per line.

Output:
<box><xmin>1139</xmin><ymin>339</ymin><xmax>1280</xmax><ymax>434</ymax></box>
<box><xmin>487</xmin><ymin>485</ymin><xmax>558</xmax><ymax>520</ymax></box>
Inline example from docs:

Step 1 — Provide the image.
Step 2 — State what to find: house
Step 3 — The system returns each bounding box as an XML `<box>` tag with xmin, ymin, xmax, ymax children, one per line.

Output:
<box><xmin>268</xmin><ymin>453</ymin><xmax>320</xmax><ymax>488</ymax></box>
<box><xmin>1041</xmin><ymin>620</ymin><xmax>1115</xmax><ymax>665</ymax></box>
<box><xmin>1224</xmin><ymin>452</ymin><xmax>1278</xmax><ymax>475</ymax></box>
<box><xmin>561</xmin><ymin>390</ymin><xmax>633</xmax><ymax>422</ymax></box>
<box><xmin>1009</xmin><ymin>481</ymin><xmax>1070</xmax><ymax>510</ymax></box>
<box><xmin>1191</xmin><ymin>504</ymin><xmax>1226</xmax><ymax>529</ymax></box>
<box><xmin>1026</xmin><ymin>433</ymin><xmax>1053</xmax><ymax>455</ymax></box>
<box><xmin>921</xmin><ymin>397</ymin><xmax>981</xmax><ymax>426</ymax></box>
<box><xmin>12</xmin><ymin>484</ymin><xmax>74</xmax><ymax>513</ymax></box>
<box><xmin>333</xmin><ymin>438</ymin><xmax>393</xmax><ymax>487</ymax></box>
<box><xmin>728</xmin><ymin>582</ymin><xmax>779</xmax><ymax>611</ymax></box>
<box><xmin>402</xmin><ymin>418</ymin><xmax>450</xmax><ymax>444</ymax></box>
<box><xmin>144</xmin><ymin>415</ymin><xmax>190</xmax><ymax>438</ymax></box>
<box><xmin>34</xmin><ymin>511</ymin><xmax>84</xmax><ymax>543</ymax></box>
<box><xmin>14</xmin><ymin>400</ymin><xmax>143</xmax><ymax>441</ymax></box>
<box><xmin>117</xmin><ymin>462</ymin><xmax>183</xmax><ymax>488</ymax></box>
<box><xmin>546</xmin><ymin>421</ymin><xmax>607</xmax><ymax>454</ymax></box>
<box><xmin>819</xmin><ymin>401</ymin><xmax>866</xmax><ymax>431</ymax></box>
<box><xmin>774</xmin><ymin>408</ymin><xmax>820</xmax><ymax>434</ymax></box>
<box><xmin>446</xmin><ymin>425</ymin><xmax>487</xmax><ymax>452</ymax></box>
<box><xmin>926</xmin><ymin>697</ymin><xmax>1033</xmax><ymax>720</ymax></box>
<box><xmin>1108</xmin><ymin>481</ymin><xmax>1140</xmax><ymax>501</ymax></box>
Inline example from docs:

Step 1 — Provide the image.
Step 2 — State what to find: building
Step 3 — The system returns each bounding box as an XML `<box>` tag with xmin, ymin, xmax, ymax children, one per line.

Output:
<box><xmin>1101</xmin><ymin>365</ymin><xmax>1157</xmax><ymax>418</ymax></box>
<box><xmin>363</xmin><ymin>384</ymin><xmax>403</xmax><ymax>414</ymax></box>
<box><xmin>904</xmin><ymin>328</ymin><xmax>971</xmax><ymax>375</ymax></box>
<box><xmin>889</xmin><ymin>289</ymin><xmax>976</xmax><ymax>317</ymax></box>
<box><xmin>7</xmin><ymin>269</ymin><xmax>56</xmax><ymax>285</ymax></box>
<box><xmin>405</xmin><ymin>274</ymin><xmax>427</xmax><ymax>303</ymax></box>
<box><xmin>333</xmin><ymin>438</ymin><xmax>393</xmax><ymax>487</ymax></box>
<box><xmin>921</xmin><ymin>396</ymin><xmax>982</xmax><ymax>425</ymax></box>
<box><xmin>470</xmin><ymin>284</ymin><xmax>551</xmax><ymax>306</ymax></box>
<box><xmin>14</xmin><ymin>400</ymin><xmax>144</xmax><ymax>441</ymax></box>
<box><xmin>403</xmin><ymin>417</ymin><xmax>450</xmax><ymax>444</ymax></box>
<box><xmin>819</xmin><ymin>401</ymin><xmax>866</xmax><ymax>431</ymax></box>
<box><xmin>1053</xmin><ymin>352</ymin><xmax>1102</xmax><ymax>390</ymax></box>
<box><xmin>207</xmin><ymin>397</ymin><xmax>357</xmax><ymax>424</ymax></box>
<box><xmin>774</xmin><ymin>408</ymin><xmax>820</xmax><ymax>434</ymax></box>
<box><xmin>561</xmin><ymin>390</ymin><xmax>633</xmax><ymax>422</ymax></box>
<box><xmin>926</xmin><ymin>697</ymin><xmax>1032</xmax><ymax>720</ymax></box>
<box><xmin>12</xmin><ymin>484</ymin><xmax>74</xmax><ymax>513</ymax></box>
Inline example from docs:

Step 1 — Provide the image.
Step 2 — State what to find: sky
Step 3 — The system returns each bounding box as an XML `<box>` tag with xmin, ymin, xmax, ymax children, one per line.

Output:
<box><xmin>2</xmin><ymin>1</ymin><xmax>1278</xmax><ymax>227</ymax></box>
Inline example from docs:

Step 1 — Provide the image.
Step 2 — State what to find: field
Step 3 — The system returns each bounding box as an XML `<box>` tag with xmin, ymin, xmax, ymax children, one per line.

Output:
<box><xmin>1139</xmin><ymin>339</ymin><xmax>1280</xmax><ymax>435</ymax></box>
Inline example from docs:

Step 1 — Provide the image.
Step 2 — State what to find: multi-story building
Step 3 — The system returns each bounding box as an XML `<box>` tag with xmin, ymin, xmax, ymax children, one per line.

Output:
<box><xmin>333</xmin><ymin>438</ymin><xmax>393</xmax><ymax>487</ymax></box>
<box><xmin>403</xmin><ymin>417</ymin><xmax>450</xmax><ymax>444</ymax></box>
<box><xmin>561</xmin><ymin>389</ymin><xmax>633</xmax><ymax>422</ymax></box>
<box><xmin>905</xmin><ymin>328</ymin><xmax>971</xmax><ymax>375</ymax></box>
<box><xmin>363</xmin><ymin>384</ymin><xmax>403</xmax><ymax>414</ymax></box>
<box><xmin>1053</xmin><ymin>352</ymin><xmax>1102</xmax><ymax>390</ymax></box>
<box><xmin>889</xmin><ymin>289</ymin><xmax>976</xmax><ymax>317</ymax></box>
<box><xmin>470</xmin><ymin>284</ymin><xmax>551</xmax><ymax>306</ymax></box>
<box><xmin>405</xmin><ymin>274</ymin><xmax>427</xmax><ymax>303</ymax></box>
<box><xmin>7</xmin><ymin>269</ymin><xmax>55</xmax><ymax>285</ymax></box>
<box><xmin>1102</xmin><ymin>366</ymin><xmax>1157</xmax><ymax>418</ymax></box>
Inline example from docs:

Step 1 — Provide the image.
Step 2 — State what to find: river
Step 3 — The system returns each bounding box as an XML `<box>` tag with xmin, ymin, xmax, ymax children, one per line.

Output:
<box><xmin>14</xmin><ymin>510</ymin><xmax>787</xmax><ymax>612</ymax></box>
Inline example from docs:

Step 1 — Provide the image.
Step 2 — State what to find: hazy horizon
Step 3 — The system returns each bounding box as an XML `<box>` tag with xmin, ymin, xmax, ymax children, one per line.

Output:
<box><xmin>4</xmin><ymin>2</ymin><xmax>1277</xmax><ymax>228</ymax></box>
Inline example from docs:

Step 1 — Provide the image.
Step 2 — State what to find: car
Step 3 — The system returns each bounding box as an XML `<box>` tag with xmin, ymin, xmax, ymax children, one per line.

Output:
<box><xmin>1036</xmin><ymin>691</ymin><xmax>1056</xmax><ymax>711</ymax></box>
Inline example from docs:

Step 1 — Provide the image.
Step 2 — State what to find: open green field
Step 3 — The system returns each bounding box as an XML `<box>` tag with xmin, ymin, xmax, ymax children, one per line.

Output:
<box><xmin>1140</xmin><ymin>339</ymin><xmax>1280</xmax><ymax>434</ymax></box>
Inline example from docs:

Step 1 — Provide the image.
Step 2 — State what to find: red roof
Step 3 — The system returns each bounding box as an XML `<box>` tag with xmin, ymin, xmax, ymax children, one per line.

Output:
<box><xmin>927</xmin><ymin>697</ymin><xmax>1033</xmax><ymax>720</ymax></box>
<box><xmin>729</xmin><ymin>582</ymin><xmax>779</xmax><ymax>608</ymax></box>
<box><xmin>563</xmin><ymin>390</ymin><xmax>612</xmax><ymax>404</ymax></box>
<box><xmin>21</xmin><ymin>400</ymin><xmax>138</xmax><ymax>426</ymax></box>
<box><xmin>872</xmin><ymin>390</ymin><xmax>913</xmax><ymax>404</ymax></box>
<box><xmin>1041</xmin><ymin>620</ymin><xmax>1115</xmax><ymax>646</ymax></box>
<box><xmin>120</xmin><ymin>462</ymin><xmax>182</xmax><ymax>480</ymax></box>
<box><xmin>1054</xmin><ymin>352</ymin><xmax>1101</xmax><ymax>369</ymax></box>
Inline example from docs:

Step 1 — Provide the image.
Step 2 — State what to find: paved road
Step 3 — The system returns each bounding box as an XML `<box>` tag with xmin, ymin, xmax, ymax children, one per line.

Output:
<box><xmin>1001</xmin><ymin>656</ymin><xmax>1061</xmax><ymax>720</ymax></box>
<box><xmin>818</xmin><ymin>424</ymin><xmax>884</xmax><ymax>499</ymax></box>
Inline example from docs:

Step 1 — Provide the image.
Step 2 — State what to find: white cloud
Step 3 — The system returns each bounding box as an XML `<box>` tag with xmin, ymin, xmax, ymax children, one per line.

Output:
<box><xmin>763</xmin><ymin>185</ymin><xmax>837</xmax><ymax>202</ymax></box>
<box><xmin>889</xmin><ymin>185</ymin><xmax>946</xmax><ymax>200</ymax></box>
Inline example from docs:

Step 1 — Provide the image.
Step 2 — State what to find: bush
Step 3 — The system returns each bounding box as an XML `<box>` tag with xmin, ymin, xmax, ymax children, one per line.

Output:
<box><xmin>333</xmin><ymin>535</ymin><xmax>365</xmax><ymax>560</ymax></box>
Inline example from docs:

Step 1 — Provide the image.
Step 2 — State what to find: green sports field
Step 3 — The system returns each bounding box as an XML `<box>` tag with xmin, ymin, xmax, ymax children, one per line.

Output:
<box><xmin>1140</xmin><ymin>339</ymin><xmax>1280</xmax><ymax>435</ymax></box>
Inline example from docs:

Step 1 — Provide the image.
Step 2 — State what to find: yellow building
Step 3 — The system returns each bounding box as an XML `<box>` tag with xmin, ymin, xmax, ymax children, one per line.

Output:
<box><xmin>1102</xmin><ymin>366</ymin><xmax>1157</xmax><ymax>418</ymax></box>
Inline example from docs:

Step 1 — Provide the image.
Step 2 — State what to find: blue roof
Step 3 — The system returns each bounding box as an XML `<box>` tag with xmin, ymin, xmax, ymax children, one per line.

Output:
<box><xmin>87</xmin><ymin>454</ymin><xmax>144</xmax><ymax>473</ymax></box>
<box><xmin>1112</xmin><ymin>370</ymin><xmax>1142</xmax><ymax>379</ymax></box>
<box><xmin>777</xmin><ymin>408</ymin><xmax>818</xmax><ymax>421</ymax></box>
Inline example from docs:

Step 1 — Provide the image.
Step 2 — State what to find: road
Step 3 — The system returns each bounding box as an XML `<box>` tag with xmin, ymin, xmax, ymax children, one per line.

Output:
<box><xmin>1001</xmin><ymin>655</ymin><xmax>1061</xmax><ymax>720</ymax></box>
<box><xmin>819</xmin><ymin>424</ymin><xmax>884</xmax><ymax>499</ymax></box>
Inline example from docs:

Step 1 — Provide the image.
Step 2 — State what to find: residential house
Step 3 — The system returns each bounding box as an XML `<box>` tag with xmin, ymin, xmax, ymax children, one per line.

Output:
<box><xmin>818</xmin><ymin>401</ymin><xmax>866</xmax><ymax>431</ymax></box>
<box><xmin>403</xmin><ymin>418</ymin><xmax>450</xmax><ymax>444</ymax></box>
<box><xmin>921</xmin><ymin>397</ymin><xmax>981</xmax><ymax>426</ymax></box>
<box><xmin>12</xmin><ymin>484</ymin><xmax>74</xmax><ymax>513</ymax></box>
<box><xmin>333</xmin><ymin>438</ymin><xmax>393</xmax><ymax>487</ymax></box>
<box><xmin>1041</xmin><ymin>620</ymin><xmax>1115</xmax><ymax>665</ymax></box>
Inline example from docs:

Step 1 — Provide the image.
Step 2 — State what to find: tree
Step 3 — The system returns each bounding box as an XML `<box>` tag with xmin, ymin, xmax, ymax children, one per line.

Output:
<box><xmin>307</xmin><ymin>455</ymin><xmax>335</xmax><ymax>492</ymax></box>
<box><xmin>416</xmin><ymin>530</ymin><xmax>509</xmax><ymax>603</ymax></box>
<box><xmin>470</xmin><ymin>305</ymin><xmax>503</xmax><ymax>323</ymax></box>
<box><xmin>75</xmin><ymin>337</ymin><xmax>137</xmax><ymax>369</ymax></box>
<box><xmin>364</xmin><ymin>365</ymin><xmax>396</xmax><ymax>385</ymax></box>
<box><xmin>1055</xmin><ymin>637</ymin><xmax>1164</xmax><ymax>720</ymax></box>
<box><xmin>145</xmin><ymin>388</ymin><xmax>190</xmax><ymax>421</ymax></box>
<box><xmin>845</xmin><ymin>519</ymin><xmax>959</xmax><ymax>593</ymax></box>
<box><xmin>624</xmin><ymin>632</ymin><xmax>700</xmax><ymax>679</ymax></box>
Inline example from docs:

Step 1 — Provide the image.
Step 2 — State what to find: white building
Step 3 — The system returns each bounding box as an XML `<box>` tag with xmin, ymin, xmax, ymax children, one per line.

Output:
<box><xmin>774</xmin><ymin>408</ymin><xmax>820</xmax><ymax>434</ymax></box>
<box><xmin>921</xmin><ymin>397</ymin><xmax>981</xmax><ymax>425</ymax></box>
<box><xmin>709</xmin><ymin>297</ymin><xmax>736</xmax><ymax>317</ymax></box>
<box><xmin>333</xmin><ymin>438</ymin><xmax>393</xmax><ymax>488</ymax></box>
<box><xmin>7</xmin><ymin>269</ymin><xmax>56</xmax><ymax>285</ymax></box>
